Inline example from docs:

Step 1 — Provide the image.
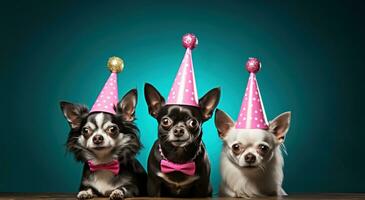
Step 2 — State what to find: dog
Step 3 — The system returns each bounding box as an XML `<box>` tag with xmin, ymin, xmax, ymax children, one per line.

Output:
<box><xmin>215</xmin><ymin>109</ymin><xmax>291</xmax><ymax>198</ymax></box>
<box><xmin>60</xmin><ymin>89</ymin><xmax>147</xmax><ymax>200</ymax></box>
<box><xmin>144</xmin><ymin>83</ymin><xmax>220</xmax><ymax>197</ymax></box>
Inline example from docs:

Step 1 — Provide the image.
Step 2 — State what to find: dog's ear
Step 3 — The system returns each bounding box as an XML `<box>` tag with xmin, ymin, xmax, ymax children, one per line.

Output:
<box><xmin>144</xmin><ymin>83</ymin><xmax>165</xmax><ymax>118</ymax></box>
<box><xmin>60</xmin><ymin>101</ymin><xmax>89</xmax><ymax>128</ymax></box>
<box><xmin>116</xmin><ymin>89</ymin><xmax>137</xmax><ymax>122</ymax></box>
<box><xmin>269</xmin><ymin>111</ymin><xmax>291</xmax><ymax>143</ymax></box>
<box><xmin>215</xmin><ymin>109</ymin><xmax>234</xmax><ymax>138</ymax></box>
<box><xmin>199</xmin><ymin>87</ymin><xmax>221</xmax><ymax>121</ymax></box>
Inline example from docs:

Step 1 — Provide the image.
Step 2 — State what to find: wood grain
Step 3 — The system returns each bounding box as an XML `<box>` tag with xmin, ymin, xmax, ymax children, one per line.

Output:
<box><xmin>0</xmin><ymin>193</ymin><xmax>364</xmax><ymax>200</ymax></box>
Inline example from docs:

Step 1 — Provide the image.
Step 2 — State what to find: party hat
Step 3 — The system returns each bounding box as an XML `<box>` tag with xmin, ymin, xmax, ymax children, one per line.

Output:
<box><xmin>236</xmin><ymin>58</ymin><xmax>269</xmax><ymax>129</ymax></box>
<box><xmin>166</xmin><ymin>33</ymin><xmax>199</xmax><ymax>107</ymax></box>
<box><xmin>90</xmin><ymin>56</ymin><xmax>124</xmax><ymax>115</ymax></box>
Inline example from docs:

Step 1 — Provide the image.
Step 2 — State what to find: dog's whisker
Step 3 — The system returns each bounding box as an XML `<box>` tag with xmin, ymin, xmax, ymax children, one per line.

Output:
<box><xmin>258</xmin><ymin>165</ymin><xmax>265</xmax><ymax>173</ymax></box>
<box><xmin>280</xmin><ymin>143</ymin><xmax>288</xmax><ymax>156</ymax></box>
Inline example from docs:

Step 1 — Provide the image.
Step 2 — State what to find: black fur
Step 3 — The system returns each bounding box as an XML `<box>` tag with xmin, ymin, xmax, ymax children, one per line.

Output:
<box><xmin>60</xmin><ymin>89</ymin><xmax>147</xmax><ymax>199</ymax></box>
<box><xmin>144</xmin><ymin>83</ymin><xmax>220</xmax><ymax>197</ymax></box>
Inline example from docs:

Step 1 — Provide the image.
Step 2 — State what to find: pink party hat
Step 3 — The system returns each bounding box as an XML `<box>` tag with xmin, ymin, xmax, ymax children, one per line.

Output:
<box><xmin>90</xmin><ymin>56</ymin><xmax>124</xmax><ymax>115</ymax></box>
<box><xmin>166</xmin><ymin>33</ymin><xmax>199</xmax><ymax>107</ymax></box>
<box><xmin>236</xmin><ymin>58</ymin><xmax>269</xmax><ymax>129</ymax></box>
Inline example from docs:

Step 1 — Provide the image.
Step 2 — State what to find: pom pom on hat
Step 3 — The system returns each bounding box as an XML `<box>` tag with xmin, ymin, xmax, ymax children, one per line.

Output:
<box><xmin>182</xmin><ymin>33</ymin><xmax>198</xmax><ymax>49</ymax></box>
<box><xmin>246</xmin><ymin>57</ymin><xmax>261</xmax><ymax>74</ymax></box>
<box><xmin>108</xmin><ymin>56</ymin><xmax>124</xmax><ymax>73</ymax></box>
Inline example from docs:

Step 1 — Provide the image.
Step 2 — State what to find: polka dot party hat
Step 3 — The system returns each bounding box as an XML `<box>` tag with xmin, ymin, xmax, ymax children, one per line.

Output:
<box><xmin>90</xmin><ymin>56</ymin><xmax>124</xmax><ymax>115</ymax></box>
<box><xmin>166</xmin><ymin>33</ymin><xmax>199</xmax><ymax>107</ymax></box>
<box><xmin>235</xmin><ymin>58</ymin><xmax>269</xmax><ymax>129</ymax></box>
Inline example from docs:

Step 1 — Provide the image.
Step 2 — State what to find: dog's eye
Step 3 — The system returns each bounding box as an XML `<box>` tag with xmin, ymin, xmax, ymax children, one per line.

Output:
<box><xmin>187</xmin><ymin>119</ymin><xmax>198</xmax><ymax>129</ymax></box>
<box><xmin>81</xmin><ymin>127</ymin><xmax>92</xmax><ymax>137</ymax></box>
<box><xmin>106</xmin><ymin>126</ymin><xmax>119</xmax><ymax>135</ymax></box>
<box><xmin>231</xmin><ymin>143</ymin><xmax>243</xmax><ymax>155</ymax></box>
<box><xmin>257</xmin><ymin>144</ymin><xmax>269</xmax><ymax>154</ymax></box>
<box><xmin>161</xmin><ymin>117</ymin><xmax>172</xmax><ymax>128</ymax></box>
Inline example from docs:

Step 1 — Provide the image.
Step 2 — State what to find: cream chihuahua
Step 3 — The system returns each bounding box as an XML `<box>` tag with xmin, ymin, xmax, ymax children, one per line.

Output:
<box><xmin>215</xmin><ymin>109</ymin><xmax>291</xmax><ymax>198</ymax></box>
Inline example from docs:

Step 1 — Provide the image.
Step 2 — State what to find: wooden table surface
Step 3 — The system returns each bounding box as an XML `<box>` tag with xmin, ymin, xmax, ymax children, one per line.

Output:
<box><xmin>0</xmin><ymin>193</ymin><xmax>364</xmax><ymax>200</ymax></box>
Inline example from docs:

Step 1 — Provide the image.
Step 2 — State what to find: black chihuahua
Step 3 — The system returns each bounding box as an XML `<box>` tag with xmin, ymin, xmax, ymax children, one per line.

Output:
<box><xmin>144</xmin><ymin>83</ymin><xmax>220</xmax><ymax>197</ymax></box>
<box><xmin>60</xmin><ymin>89</ymin><xmax>146</xmax><ymax>200</ymax></box>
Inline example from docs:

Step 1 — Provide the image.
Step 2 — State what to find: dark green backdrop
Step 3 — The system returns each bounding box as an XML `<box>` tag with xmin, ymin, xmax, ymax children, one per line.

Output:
<box><xmin>1</xmin><ymin>0</ymin><xmax>364</xmax><ymax>193</ymax></box>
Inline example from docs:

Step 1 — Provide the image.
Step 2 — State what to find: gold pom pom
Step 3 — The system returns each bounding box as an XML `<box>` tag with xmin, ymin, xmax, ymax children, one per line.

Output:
<box><xmin>107</xmin><ymin>56</ymin><xmax>124</xmax><ymax>73</ymax></box>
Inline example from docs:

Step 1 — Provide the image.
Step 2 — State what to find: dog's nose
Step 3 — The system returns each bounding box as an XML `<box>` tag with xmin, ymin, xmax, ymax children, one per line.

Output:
<box><xmin>93</xmin><ymin>135</ymin><xmax>104</xmax><ymax>145</ymax></box>
<box><xmin>173</xmin><ymin>127</ymin><xmax>185</xmax><ymax>137</ymax></box>
<box><xmin>245</xmin><ymin>153</ymin><xmax>256</xmax><ymax>164</ymax></box>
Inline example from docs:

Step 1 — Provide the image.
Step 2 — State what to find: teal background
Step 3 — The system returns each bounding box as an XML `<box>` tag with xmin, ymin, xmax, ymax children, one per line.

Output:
<box><xmin>1</xmin><ymin>0</ymin><xmax>364</xmax><ymax>193</ymax></box>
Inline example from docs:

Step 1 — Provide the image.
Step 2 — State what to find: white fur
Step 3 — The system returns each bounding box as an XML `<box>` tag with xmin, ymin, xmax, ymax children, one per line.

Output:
<box><xmin>77</xmin><ymin>188</ymin><xmax>94</xmax><ymax>199</ymax></box>
<box><xmin>83</xmin><ymin>170</ymin><xmax>129</xmax><ymax>196</ymax></box>
<box><xmin>95</xmin><ymin>113</ymin><xmax>104</xmax><ymax>128</ymax></box>
<box><xmin>110</xmin><ymin>189</ymin><xmax>125</xmax><ymax>199</ymax></box>
<box><xmin>219</xmin><ymin>128</ymin><xmax>286</xmax><ymax>197</ymax></box>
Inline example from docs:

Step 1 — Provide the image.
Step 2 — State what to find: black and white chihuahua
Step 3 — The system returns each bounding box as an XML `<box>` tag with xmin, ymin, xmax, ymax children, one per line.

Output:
<box><xmin>60</xmin><ymin>89</ymin><xmax>147</xmax><ymax>200</ymax></box>
<box><xmin>144</xmin><ymin>83</ymin><xmax>220</xmax><ymax>197</ymax></box>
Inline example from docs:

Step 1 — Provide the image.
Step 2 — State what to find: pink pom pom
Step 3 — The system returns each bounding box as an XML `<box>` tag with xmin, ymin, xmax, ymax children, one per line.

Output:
<box><xmin>246</xmin><ymin>57</ymin><xmax>261</xmax><ymax>73</ymax></box>
<box><xmin>182</xmin><ymin>33</ymin><xmax>198</xmax><ymax>49</ymax></box>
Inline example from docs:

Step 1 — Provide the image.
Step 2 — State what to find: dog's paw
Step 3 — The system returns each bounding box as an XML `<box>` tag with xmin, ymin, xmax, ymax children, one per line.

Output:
<box><xmin>109</xmin><ymin>189</ymin><xmax>125</xmax><ymax>200</ymax></box>
<box><xmin>77</xmin><ymin>190</ymin><xmax>94</xmax><ymax>199</ymax></box>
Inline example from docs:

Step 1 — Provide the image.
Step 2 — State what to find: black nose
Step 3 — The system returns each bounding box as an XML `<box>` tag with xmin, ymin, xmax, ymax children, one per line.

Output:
<box><xmin>93</xmin><ymin>135</ymin><xmax>104</xmax><ymax>145</ymax></box>
<box><xmin>173</xmin><ymin>127</ymin><xmax>185</xmax><ymax>137</ymax></box>
<box><xmin>245</xmin><ymin>153</ymin><xmax>256</xmax><ymax>164</ymax></box>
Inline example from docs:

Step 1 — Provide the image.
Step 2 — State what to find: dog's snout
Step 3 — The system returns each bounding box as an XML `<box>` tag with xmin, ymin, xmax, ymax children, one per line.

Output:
<box><xmin>173</xmin><ymin>127</ymin><xmax>185</xmax><ymax>137</ymax></box>
<box><xmin>93</xmin><ymin>134</ymin><xmax>104</xmax><ymax>145</ymax></box>
<box><xmin>244</xmin><ymin>153</ymin><xmax>256</xmax><ymax>164</ymax></box>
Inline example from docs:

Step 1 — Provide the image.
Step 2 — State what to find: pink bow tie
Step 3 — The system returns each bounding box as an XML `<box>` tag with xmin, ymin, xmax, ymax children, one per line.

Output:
<box><xmin>87</xmin><ymin>159</ymin><xmax>120</xmax><ymax>175</ymax></box>
<box><xmin>160</xmin><ymin>159</ymin><xmax>196</xmax><ymax>176</ymax></box>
